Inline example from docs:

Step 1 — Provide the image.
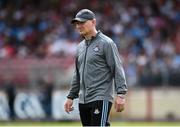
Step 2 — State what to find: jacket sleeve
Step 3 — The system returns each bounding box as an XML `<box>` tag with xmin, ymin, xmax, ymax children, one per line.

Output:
<box><xmin>67</xmin><ymin>56</ymin><xmax>80</xmax><ymax>99</ymax></box>
<box><xmin>104</xmin><ymin>41</ymin><xmax>128</xmax><ymax>95</ymax></box>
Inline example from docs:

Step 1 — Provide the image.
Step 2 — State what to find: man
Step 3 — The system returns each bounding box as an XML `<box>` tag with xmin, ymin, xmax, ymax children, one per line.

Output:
<box><xmin>64</xmin><ymin>9</ymin><xmax>127</xmax><ymax>126</ymax></box>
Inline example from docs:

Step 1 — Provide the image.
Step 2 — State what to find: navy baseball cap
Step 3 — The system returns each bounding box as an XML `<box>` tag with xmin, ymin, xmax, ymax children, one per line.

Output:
<box><xmin>71</xmin><ymin>9</ymin><xmax>95</xmax><ymax>24</ymax></box>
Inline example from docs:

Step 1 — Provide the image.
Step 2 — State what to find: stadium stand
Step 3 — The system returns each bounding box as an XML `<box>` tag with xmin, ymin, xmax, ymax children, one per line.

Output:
<box><xmin>0</xmin><ymin>0</ymin><xmax>179</xmax><ymax>88</ymax></box>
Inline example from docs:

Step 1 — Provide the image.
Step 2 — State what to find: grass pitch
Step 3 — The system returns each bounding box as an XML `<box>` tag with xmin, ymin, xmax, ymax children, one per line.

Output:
<box><xmin>0</xmin><ymin>121</ymin><xmax>180</xmax><ymax>126</ymax></box>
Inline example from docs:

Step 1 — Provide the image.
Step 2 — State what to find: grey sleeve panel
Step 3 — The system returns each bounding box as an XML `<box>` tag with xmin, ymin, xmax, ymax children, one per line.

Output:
<box><xmin>104</xmin><ymin>40</ymin><xmax>128</xmax><ymax>95</ymax></box>
<box><xmin>67</xmin><ymin>56</ymin><xmax>80</xmax><ymax>99</ymax></box>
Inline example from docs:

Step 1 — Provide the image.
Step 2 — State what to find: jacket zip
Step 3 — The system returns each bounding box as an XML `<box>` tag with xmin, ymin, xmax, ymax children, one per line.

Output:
<box><xmin>82</xmin><ymin>42</ymin><xmax>89</xmax><ymax>103</ymax></box>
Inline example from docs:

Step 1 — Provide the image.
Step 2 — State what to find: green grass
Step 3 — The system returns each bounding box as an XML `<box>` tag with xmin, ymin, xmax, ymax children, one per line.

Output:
<box><xmin>0</xmin><ymin>121</ymin><xmax>180</xmax><ymax>126</ymax></box>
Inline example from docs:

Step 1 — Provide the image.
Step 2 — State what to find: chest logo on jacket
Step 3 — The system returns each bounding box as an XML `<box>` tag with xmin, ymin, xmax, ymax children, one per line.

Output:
<box><xmin>93</xmin><ymin>45</ymin><xmax>100</xmax><ymax>52</ymax></box>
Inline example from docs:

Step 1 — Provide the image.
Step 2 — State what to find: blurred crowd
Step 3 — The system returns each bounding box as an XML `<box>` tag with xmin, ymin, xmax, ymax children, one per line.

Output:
<box><xmin>0</xmin><ymin>0</ymin><xmax>179</xmax><ymax>87</ymax></box>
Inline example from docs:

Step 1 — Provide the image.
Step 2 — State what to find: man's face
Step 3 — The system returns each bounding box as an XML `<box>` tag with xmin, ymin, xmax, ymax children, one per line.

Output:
<box><xmin>74</xmin><ymin>20</ymin><xmax>94</xmax><ymax>36</ymax></box>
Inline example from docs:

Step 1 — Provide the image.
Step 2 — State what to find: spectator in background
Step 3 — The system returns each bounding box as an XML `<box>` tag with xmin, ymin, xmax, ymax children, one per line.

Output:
<box><xmin>4</xmin><ymin>81</ymin><xmax>16</xmax><ymax>120</ymax></box>
<box><xmin>38</xmin><ymin>78</ymin><xmax>53</xmax><ymax>119</ymax></box>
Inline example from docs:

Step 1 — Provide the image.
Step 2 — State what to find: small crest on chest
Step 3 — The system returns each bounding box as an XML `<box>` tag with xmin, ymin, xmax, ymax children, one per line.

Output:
<box><xmin>93</xmin><ymin>45</ymin><xmax>100</xmax><ymax>52</ymax></box>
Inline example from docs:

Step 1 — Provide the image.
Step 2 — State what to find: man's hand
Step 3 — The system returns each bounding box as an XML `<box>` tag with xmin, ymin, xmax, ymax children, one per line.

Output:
<box><xmin>114</xmin><ymin>96</ymin><xmax>126</xmax><ymax>112</ymax></box>
<box><xmin>64</xmin><ymin>98</ymin><xmax>74</xmax><ymax>113</ymax></box>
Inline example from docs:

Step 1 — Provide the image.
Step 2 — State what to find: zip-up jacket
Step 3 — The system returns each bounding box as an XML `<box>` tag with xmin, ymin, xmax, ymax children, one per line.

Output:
<box><xmin>67</xmin><ymin>31</ymin><xmax>127</xmax><ymax>104</ymax></box>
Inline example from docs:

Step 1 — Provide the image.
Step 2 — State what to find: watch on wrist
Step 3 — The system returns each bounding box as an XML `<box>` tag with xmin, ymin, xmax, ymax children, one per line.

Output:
<box><xmin>67</xmin><ymin>96</ymin><xmax>73</xmax><ymax>100</ymax></box>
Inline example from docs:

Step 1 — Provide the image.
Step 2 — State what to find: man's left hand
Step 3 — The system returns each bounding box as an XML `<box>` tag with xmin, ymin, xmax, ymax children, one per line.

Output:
<box><xmin>114</xmin><ymin>96</ymin><xmax>126</xmax><ymax>112</ymax></box>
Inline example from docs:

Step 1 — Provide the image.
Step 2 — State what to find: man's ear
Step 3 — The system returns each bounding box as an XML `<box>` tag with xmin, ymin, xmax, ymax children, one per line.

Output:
<box><xmin>92</xmin><ymin>19</ymin><xmax>96</xmax><ymax>25</ymax></box>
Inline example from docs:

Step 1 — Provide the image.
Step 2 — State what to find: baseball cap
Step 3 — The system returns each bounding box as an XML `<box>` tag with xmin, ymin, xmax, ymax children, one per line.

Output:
<box><xmin>71</xmin><ymin>9</ymin><xmax>95</xmax><ymax>24</ymax></box>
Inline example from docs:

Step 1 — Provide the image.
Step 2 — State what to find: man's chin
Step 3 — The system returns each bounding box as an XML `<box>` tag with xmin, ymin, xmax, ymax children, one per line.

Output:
<box><xmin>79</xmin><ymin>32</ymin><xmax>85</xmax><ymax>36</ymax></box>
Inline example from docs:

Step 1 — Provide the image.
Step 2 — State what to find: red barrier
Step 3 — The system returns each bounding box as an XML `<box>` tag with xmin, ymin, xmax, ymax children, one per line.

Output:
<box><xmin>0</xmin><ymin>57</ymin><xmax>74</xmax><ymax>86</ymax></box>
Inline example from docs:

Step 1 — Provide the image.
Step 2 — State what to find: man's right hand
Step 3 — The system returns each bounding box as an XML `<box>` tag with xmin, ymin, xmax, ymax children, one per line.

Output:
<box><xmin>64</xmin><ymin>98</ymin><xmax>74</xmax><ymax>113</ymax></box>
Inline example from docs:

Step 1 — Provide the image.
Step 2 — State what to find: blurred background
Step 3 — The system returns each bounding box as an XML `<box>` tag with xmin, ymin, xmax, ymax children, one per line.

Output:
<box><xmin>0</xmin><ymin>0</ymin><xmax>179</xmax><ymax>123</ymax></box>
